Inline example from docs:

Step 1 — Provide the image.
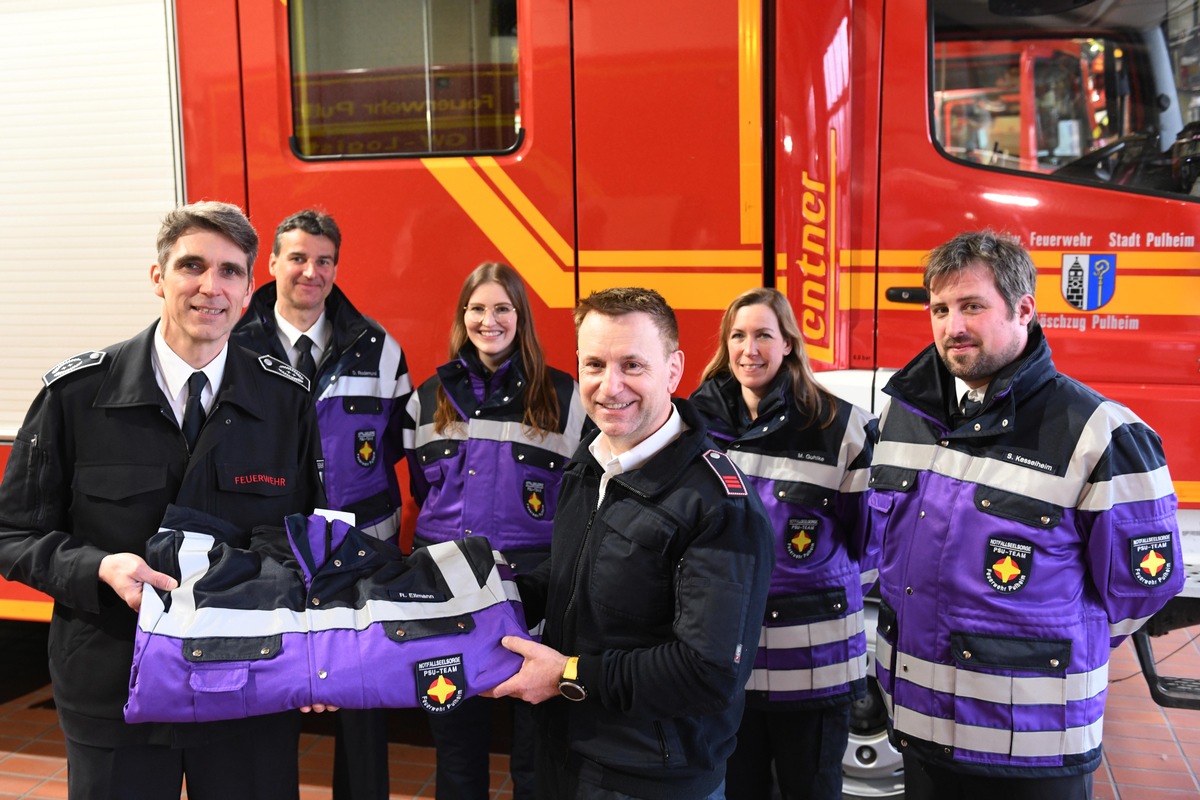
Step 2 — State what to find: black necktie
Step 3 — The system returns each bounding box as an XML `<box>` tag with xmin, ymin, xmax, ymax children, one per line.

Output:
<box><xmin>295</xmin><ymin>335</ymin><xmax>317</xmax><ymax>384</ymax></box>
<box><xmin>961</xmin><ymin>392</ymin><xmax>984</xmax><ymax>418</ymax></box>
<box><xmin>182</xmin><ymin>372</ymin><xmax>208</xmax><ymax>452</ymax></box>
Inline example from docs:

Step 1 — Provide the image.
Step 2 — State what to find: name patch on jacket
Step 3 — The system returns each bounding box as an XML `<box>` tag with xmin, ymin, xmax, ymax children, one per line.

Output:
<box><xmin>786</xmin><ymin>518</ymin><xmax>818</xmax><ymax>560</ymax></box>
<box><xmin>217</xmin><ymin>464</ymin><xmax>296</xmax><ymax>496</ymax></box>
<box><xmin>524</xmin><ymin>480</ymin><xmax>546</xmax><ymax>519</ymax></box>
<box><xmin>355</xmin><ymin>430</ymin><xmax>377</xmax><ymax>467</ymax></box>
<box><xmin>1131</xmin><ymin>534</ymin><xmax>1174</xmax><ymax>588</ymax></box>
<box><xmin>417</xmin><ymin>655</ymin><xmax>465</xmax><ymax>713</ymax></box>
<box><xmin>985</xmin><ymin>537</ymin><xmax>1032</xmax><ymax>593</ymax></box>
<box><xmin>43</xmin><ymin>351</ymin><xmax>105</xmax><ymax>385</ymax></box>
<box><xmin>703</xmin><ymin>450</ymin><xmax>748</xmax><ymax>496</ymax></box>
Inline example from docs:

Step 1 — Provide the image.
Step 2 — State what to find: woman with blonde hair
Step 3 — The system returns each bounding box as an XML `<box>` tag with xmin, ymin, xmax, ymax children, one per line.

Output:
<box><xmin>404</xmin><ymin>262</ymin><xmax>585</xmax><ymax>800</ymax></box>
<box><xmin>689</xmin><ymin>287</ymin><xmax>878</xmax><ymax>800</ymax></box>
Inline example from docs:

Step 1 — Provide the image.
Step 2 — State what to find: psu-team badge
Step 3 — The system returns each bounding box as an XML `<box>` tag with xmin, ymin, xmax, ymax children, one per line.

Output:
<box><xmin>1130</xmin><ymin>534</ymin><xmax>1174</xmax><ymax>588</ymax></box>
<box><xmin>417</xmin><ymin>655</ymin><xmax>465</xmax><ymax>713</ymax></box>
<box><xmin>985</xmin><ymin>536</ymin><xmax>1033</xmax><ymax>593</ymax></box>
<box><xmin>355</xmin><ymin>430</ymin><xmax>377</xmax><ymax>467</ymax></box>
<box><xmin>785</xmin><ymin>518</ymin><xmax>818</xmax><ymax>560</ymax></box>
<box><xmin>524</xmin><ymin>480</ymin><xmax>546</xmax><ymax>519</ymax></box>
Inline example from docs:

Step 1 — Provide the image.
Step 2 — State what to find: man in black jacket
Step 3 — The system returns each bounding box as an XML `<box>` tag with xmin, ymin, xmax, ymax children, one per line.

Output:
<box><xmin>490</xmin><ymin>287</ymin><xmax>774</xmax><ymax>800</ymax></box>
<box><xmin>0</xmin><ymin>202</ymin><xmax>324</xmax><ymax>800</ymax></box>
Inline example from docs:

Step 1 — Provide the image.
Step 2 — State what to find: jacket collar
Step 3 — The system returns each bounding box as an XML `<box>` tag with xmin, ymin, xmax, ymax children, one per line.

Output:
<box><xmin>689</xmin><ymin>371</ymin><xmax>788</xmax><ymax>441</ymax></box>
<box><xmin>571</xmin><ymin>398</ymin><xmax>712</xmax><ymax>499</ymax></box>
<box><xmin>94</xmin><ymin>322</ymin><xmax>268</xmax><ymax>421</ymax></box>
<box><xmin>884</xmin><ymin>324</ymin><xmax>1057</xmax><ymax>435</ymax></box>
<box><xmin>436</xmin><ymin>348</ymin><xmax>526</xmax><ymax>419</ymax></box>
<box><xmin>239</xmin><ymin>282</ymin><xmax>371</xmax><ymax>359</ymax></box>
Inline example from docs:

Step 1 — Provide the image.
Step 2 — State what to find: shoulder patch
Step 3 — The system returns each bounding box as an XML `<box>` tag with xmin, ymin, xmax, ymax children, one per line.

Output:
<box><xmin>43</xmin><ymin>351</ymin><xmax>106</xmax><ymax>386</ymax></box>
<box><xmin>701</xmin><ymin>449</ymin><xmax>749</xmax><ymax>497</ymax></box>
<box><xmin>257</xmin><ymin>354</ymin><xmax>311</xmax><ymax>391</ymax></box>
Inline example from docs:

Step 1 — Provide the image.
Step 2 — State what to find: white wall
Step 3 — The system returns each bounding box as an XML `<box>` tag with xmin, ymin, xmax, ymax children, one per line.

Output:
<box><xmin>0</xmin><ymin>0</ymin><xmax>182</xmax><ymax>435</ymax></box>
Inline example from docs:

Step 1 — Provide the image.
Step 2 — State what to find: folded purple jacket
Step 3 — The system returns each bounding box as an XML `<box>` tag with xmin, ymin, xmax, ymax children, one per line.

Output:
<box><xmin>125</xmin><ymin>506</ymin><xmax>528</xmax><ymax>723</ymax></box>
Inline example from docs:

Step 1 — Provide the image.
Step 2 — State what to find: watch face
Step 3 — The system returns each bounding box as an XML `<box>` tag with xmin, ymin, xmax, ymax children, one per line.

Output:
<box><xmin>558</xmin><ymin>680</ymin><xmax>587</xmax><ymax>702</ymax></box>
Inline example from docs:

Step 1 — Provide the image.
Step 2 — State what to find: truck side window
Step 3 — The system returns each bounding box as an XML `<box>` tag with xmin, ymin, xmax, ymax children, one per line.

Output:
<box><xmin>288</xmin><ymin>0</ymin><xmax>519</xmax><ymax>159</ymax></box>
<box><xmin>931</xmin><ymin>0</ymin><xmax>1200</xmax><ymax>199</ymax></box>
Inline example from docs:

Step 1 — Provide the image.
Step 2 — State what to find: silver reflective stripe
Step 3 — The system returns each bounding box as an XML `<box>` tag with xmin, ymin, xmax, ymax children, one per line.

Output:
<box><xmin>411</xmin><ymin>418</ymin><xmax>576</xmax><ymax>459</ymax></box>
<box><xmin>1079</xmin><ymin>464</ymin><xmax>1173</xmax><ymax>511</ymax></box>
<box><xmin>872</xmin><ymin>440</ymin><xmax>1081</xmax><ymax>508</ymax></box>
<box><xmin>174</xmin><ymin>530</ymin><xmax>215</xmax><ymax>618</ymax></box>
<box><xmin>316</xmin><ymin>336</ymin><xmax>411</xmax><ymax>403</ymax></box>
<box><xmin>892</xmin><ymin>704</ymin><xmax>1104</xmax><ymax>757</ymax></box>
<box><xmin>727</xmin><ymin>449</ymin><xmax>844</xmax><ymax>488</ymax></box>
<box><xmin>1111</xmin><ymin>613</ymin><xmax>1153</xmax><ymax>639</ymax></box>
<box><xmin>141</xmin><ymin>533</ymin><xmax>511</xmax><ymax>638</ymax></box>
<box><xmin>756</xmin><ymin>610</ymin><xmax>863</xmax><ymax>649</ymax></box>
<box><xmin>746</xmin><ymin>652</ymin><xmax>867</xmax><ymax>692</ymax></box>
<box><xmin>872</xmin><ymin>400</ymin><xmax>1173</xmax><ymax>514</ymax></box>
<box><xmin>890</xmin><ymin>646</ymin><xmax>1107</xmax><ymax>705</ymax></box>
<box><xmin>843</xmin><ymin>463</ymin><xmax>872</xmax><ymax>493</ymax></box>
<box><xmin>358</xmin><ymin>510</ymin><xmax>400</xmax><ymax>541</ymax></box>
<box><xmin>876</xmin><ymin>635</ymin><xmax>894</xmax><ymax>677</ymax></box>
<box><xmin>430</xmin><ymin>539</ymin><xmax>490</xmax><ymax>598</ymax></box>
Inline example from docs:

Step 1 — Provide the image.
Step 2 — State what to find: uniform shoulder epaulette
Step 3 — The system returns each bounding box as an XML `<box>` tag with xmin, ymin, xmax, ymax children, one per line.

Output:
<box><xmin>43</xmin><ymin>351</ymin><xmax>106</xmax><ymax>386</ymax></box>
<box><xmin>701</xmin><ymin>449</ymin><xmax>749</xmax><ymax>497</ymax></box>
<box><xmin>256</xmin><ymin>354</ymin><xmax>311</xmax><ymax>391</ymax></box>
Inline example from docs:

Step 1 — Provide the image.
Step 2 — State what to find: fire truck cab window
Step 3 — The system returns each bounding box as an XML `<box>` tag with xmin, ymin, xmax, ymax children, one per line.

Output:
<box><xmin>289</xmin><ymin>0</ymin><xmax>519</xmax><ymax>158</ymax></box>
<box><xmin>932</xmin><ymin>0</ymin><xmax>1200</xmax><ymax>199</ymax></box>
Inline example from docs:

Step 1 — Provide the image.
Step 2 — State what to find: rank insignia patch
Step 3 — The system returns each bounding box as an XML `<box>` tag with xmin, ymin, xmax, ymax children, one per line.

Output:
<box><xmin>417</xmin><ymin>655</ymin><xmax>465</xmax><ymax>713</ymax></box>
<box><xmin>702</xmin><ymin>450</ymin><xmax>748</xmax><ymax>496</ymax></box>
<box><xmin>785</xmin><ymin>518</ymin><xmax>818</xmax><ymax>560</ymax></box>
<box><xmin>257</xmin><ymin>355</ymin><xmax>310</xmax><ymax>391</ymax></box>
<box><xmin>1130</xmin><ymin>534</ymin><xmax>1174</xmax><ymax>588</ymax></box>
<box><xmin>355</xmin><ymin>430</ymin><xmax>377</xmax><ymax>467</ymax></box>
<box><xmin>43</xmin><ymin>351</ymin><xmax>106</xmax><ymax>386</ymax></box>
<box><xmin>985</xmin><ymin>537</ymin><xmax>1033</xmax><ymax>593</ymax></box>
<box><xmin>524</xmin><ymin>480</ymin><xmax>546</xmax><ymax>519</ymax></box>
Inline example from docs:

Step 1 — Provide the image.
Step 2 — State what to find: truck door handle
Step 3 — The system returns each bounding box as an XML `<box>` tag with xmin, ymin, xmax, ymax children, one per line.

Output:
<box><xmin>886</xmin><ymin>287</ymin><xmax>929</xmax><ymax>303</ymax></box>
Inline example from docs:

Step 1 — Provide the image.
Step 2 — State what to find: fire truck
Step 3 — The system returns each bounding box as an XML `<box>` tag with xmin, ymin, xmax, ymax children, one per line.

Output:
<box><xmin>3</xmin><ymin>0</ymin><xmax>1199</xmax><ymax>795</ymax></box>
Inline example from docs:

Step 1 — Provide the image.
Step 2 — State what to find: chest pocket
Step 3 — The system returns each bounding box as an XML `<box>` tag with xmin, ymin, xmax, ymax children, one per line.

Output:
<box><xmin>511</xmin><ymin>442</ymin><xmax>564</xmax><ymax>471</ymax></box>
<box><xmin>591</xmin><ymin>499</ymin><xmax>677</xmax><ymax>624</ymax></box>
<box><xmin>74</xmin><ymin>463</ymin><xmax>168</xmax><ymax>501</ymax></box>
<box><xmin>972</xmin><ymin>485</ymin><xmax>1061</xmax><ymax>529</ymax></box>
<box><xmin>342</xmin><ymin>396</ymin><xmax>384</xmax><ymax>415</ymax></box>
<box><xmin>772</xmin><ymin>480</ymin><xmax>835</xmax><ymax>509</ymax></box>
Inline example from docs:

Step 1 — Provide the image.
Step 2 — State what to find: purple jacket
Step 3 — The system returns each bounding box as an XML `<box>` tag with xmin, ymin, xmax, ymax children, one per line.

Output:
<box><xmin>233</xmin><ymin>283</ymin><xmax>412</xmax><ymax>541</ymax></box>
<box><xmin>404</xmin><ymin>350</ymin><xmax>585</xmax><ymax>562</ymax></box>
<box><xmin>125</xmin><ymin>506</ymin><xmax>528</xmax><ymax>723</ymax></box>
<box><xmin>872</xmin><ymin>328</ymin><xmax>1183</xmax><ymax>778</ymax></box>
<box><xmin>691</xmin><ymin>373</ymin><xmax>878</xmax><ymax>708</ymax></box>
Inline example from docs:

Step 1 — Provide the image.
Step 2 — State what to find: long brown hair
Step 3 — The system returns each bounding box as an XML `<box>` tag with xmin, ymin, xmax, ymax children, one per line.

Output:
<box><xmin>433</xmin><ymin>262</ymin><xmax>561</xmax><ymax>437</ymax></box>
<box><xmin>700</xmin><ymin>287</ymin><xmax>837</xmax><ymax>428</ymax></box>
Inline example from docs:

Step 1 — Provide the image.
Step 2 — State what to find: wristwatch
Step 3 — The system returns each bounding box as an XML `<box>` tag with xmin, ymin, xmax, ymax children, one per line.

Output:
<box><xmin>558</xmin><ymin>656</ymin><xmax>587</xmax><ymax>701</ymax></box>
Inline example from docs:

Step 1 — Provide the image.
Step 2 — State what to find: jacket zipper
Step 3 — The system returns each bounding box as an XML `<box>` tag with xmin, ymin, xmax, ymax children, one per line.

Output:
<box><xmin>654</xmin><ymin>721</ymin><xmax>671</xmax><ymax>764</ymax></box>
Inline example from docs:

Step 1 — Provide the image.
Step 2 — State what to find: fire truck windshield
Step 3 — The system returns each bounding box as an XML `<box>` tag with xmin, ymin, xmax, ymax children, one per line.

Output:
<box><xmin>932</xmin><ymin>0</ymin><xmax>1200</xmax><ymax>199</ymax></box>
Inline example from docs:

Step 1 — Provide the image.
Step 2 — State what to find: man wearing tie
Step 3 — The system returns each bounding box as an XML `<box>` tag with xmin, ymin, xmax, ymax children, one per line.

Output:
<box><xmin>869</xmin><ymin>230</ymin><xmax>1183</xmax><ymax>799</ymax></box>
<box><xmin>0</xmin><ymin>201</ymin><xmax>325</xmax><ymax>800</ymax></box>
<box><xmin>233</xmin><ymin>209</ymin><xmax>412</xmax><ymax>800</ymax></box>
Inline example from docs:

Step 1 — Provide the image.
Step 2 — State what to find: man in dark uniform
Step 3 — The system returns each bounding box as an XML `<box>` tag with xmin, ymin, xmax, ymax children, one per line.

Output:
<box><xmin>0</xmin><ymin>201</ymin><xmax>325</xmax><ymax>800</ymax></box>
<box><xmin>490</xmin><ymin>288</ymin><xmax>774</xmax><ymax>800</ymax></box>
<box><xmin>233</xmin><ymin>209</ymin><xmax>412</xmax><ymax>800</ymax></box>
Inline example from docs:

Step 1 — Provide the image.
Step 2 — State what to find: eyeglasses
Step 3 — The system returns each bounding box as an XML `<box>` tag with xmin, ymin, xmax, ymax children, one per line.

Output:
<box><xmin>464</xmin><ymin>303</ymin><xmax>515</xmax><ymax>322</ymax></box>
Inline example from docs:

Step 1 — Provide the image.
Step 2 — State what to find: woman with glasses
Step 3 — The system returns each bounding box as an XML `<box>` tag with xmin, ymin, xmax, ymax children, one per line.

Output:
<box><xmin>404</xmin><ymin>262</ymin><xmax>586</xmax><ymax>800</ymax></box>
<box><xmin>689</xmin><ymin>287</ymin><xmax>878</xmax><ymax>800</ymax></box>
